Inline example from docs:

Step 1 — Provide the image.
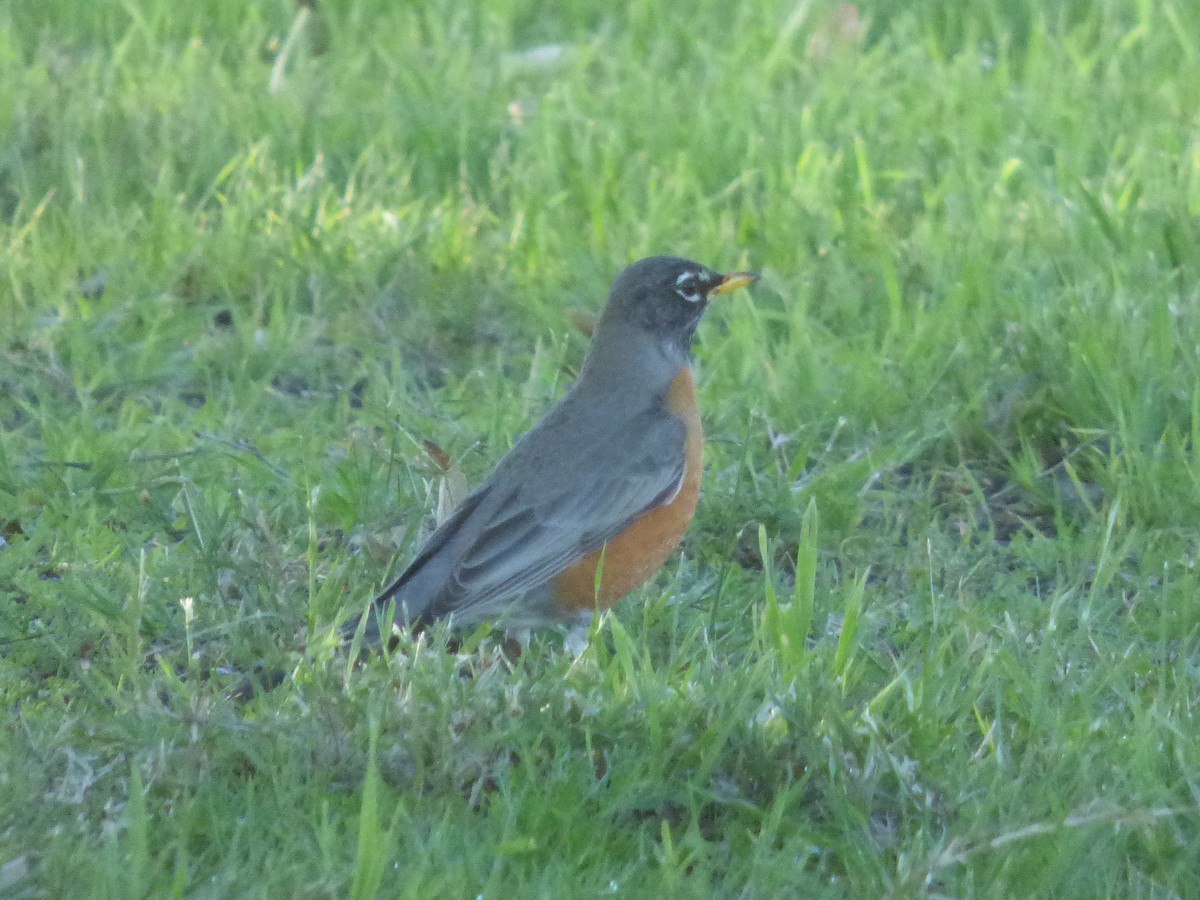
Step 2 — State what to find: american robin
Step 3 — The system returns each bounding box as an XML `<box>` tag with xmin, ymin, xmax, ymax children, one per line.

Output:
<box><xmin>352</xmin><ymin>256</ymin><xmax>758</xmax><ymax>646</ymax></box>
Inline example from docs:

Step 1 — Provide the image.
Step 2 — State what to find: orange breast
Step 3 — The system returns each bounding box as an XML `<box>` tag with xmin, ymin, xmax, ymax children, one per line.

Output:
<box><xmin>553</xmin><ymin>366</ymin><xmax>704</xmax><ymax>612</ymax></box>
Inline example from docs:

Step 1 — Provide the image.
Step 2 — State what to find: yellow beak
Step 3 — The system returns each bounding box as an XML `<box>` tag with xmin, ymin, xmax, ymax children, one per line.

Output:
<box><xmin>709</xmin><ymin>271</ymin><xmax>760</xmax><ymax>297</ymax></box>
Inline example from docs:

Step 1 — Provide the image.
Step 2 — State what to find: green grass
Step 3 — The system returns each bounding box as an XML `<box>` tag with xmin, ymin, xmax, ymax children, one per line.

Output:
<box><xmin>3</xmin><ymin>0</ymin><xmax>1200</xmax><ymax>895</ymax></box>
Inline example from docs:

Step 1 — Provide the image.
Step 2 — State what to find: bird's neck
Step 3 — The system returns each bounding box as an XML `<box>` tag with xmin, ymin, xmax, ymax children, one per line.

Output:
<box><xmin>577</xmin><ymin>322</ymin><xmax>689</xmax><ymax>397</ymax></box>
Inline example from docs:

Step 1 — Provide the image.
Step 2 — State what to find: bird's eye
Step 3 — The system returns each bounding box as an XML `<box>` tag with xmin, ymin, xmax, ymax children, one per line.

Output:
<box><xmin>674</xmin><ymin>271</ymin><xmax>705</xmax><ymax>303</ymax></box>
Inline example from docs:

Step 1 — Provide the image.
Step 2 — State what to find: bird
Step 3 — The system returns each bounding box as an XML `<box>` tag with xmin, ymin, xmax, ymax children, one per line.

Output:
<box><xmin>349</xmin><ymin>255</ymin><xmax>758</xmax><ymax>648</ymax></box>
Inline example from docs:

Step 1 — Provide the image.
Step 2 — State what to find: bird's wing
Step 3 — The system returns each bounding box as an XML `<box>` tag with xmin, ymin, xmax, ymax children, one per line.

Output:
<box><xmin>374</xmin><ymin>403</ymin><xmax>687</xmax><ymax>627</ymax></box>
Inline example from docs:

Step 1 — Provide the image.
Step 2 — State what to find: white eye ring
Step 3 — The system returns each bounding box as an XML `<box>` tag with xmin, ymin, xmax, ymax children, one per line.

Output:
<box><xmin>674</xmin><ymin>270</ymin><xmax>707</xmax><ymax>303</ymax></box>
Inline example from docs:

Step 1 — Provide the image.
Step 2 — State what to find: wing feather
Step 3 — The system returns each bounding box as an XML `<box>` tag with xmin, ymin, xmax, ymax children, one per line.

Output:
<box><xmin>376</xmin><ymin>402</ymin><xmax>687</xmax><ymax>628</ymax></box>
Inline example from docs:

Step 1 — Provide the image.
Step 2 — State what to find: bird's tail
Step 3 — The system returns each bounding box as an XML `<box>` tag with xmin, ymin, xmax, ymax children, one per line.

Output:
<box><xmin>344</xmin><ymin>486</ymin><xmax>483</xmax><ymax>650</ymax></box>
<box><xmin>341</xmin><ymin>570</ymin><xmax>425</xmax><ymax>651</ymax></box>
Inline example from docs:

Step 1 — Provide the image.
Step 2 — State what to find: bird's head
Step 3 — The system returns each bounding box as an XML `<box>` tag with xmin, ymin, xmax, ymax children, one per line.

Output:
<box><xmin>598</xmin><ymin>255</ymin><xmax>759</xmax><ymax>354</ymax></box>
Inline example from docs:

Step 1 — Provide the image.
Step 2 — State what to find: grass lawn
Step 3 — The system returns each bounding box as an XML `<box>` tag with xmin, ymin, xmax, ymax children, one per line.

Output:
<box><xmin>3</xmin><ymin>0</ymin><xmax>1200</xmax><ymax>895</ymax></box>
